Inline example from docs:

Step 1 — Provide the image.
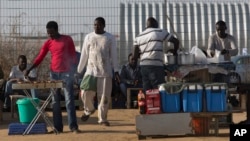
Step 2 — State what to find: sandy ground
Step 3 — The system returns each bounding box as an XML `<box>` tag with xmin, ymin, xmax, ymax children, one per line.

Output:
<box><xmin>0</xmin><ymin>109</ymin><xmax>247</xmax><ymax>141</ymax></box>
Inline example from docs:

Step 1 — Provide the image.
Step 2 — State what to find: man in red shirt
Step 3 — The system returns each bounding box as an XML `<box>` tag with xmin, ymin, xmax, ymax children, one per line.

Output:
<box><xmin>25</xmin><ymin>21</ymin><xmax>79</xmax><ymax>134</ymax></box>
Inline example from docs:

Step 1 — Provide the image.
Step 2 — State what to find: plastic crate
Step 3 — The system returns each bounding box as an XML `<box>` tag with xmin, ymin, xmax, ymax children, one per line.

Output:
<box><xmin>8</xmin><ymin>122</ymin><xmax>47</xmax><ymax>135</ymax></box>
<box><xmin>205</xmin><ymin>83</ymin><xmax>227</xmax><ymax>112</ymax></box>
<box><xmin>182</xmin><ymin>84</ymin><xmax>203</xmax><ymax>112</ymax></box>
<box><xmin>159</xmin><ymin>83</ymin><xmax>183</xmax><ymax>113</ymax></box>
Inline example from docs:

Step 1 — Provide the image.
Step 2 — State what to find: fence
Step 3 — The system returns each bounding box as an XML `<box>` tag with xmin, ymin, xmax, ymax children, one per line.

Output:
<box><xmin>0</xmin><ymin>0</ymin><xmax>249</xmax><ymax>79</ymax></box>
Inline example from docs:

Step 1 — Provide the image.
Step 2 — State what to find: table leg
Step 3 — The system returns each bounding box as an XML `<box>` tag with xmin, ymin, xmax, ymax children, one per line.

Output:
<box><xmin>22</xmin><ymin>89</ymin><xmax>58</xmax><ymax>135</ymax></box>
<box><xmin>246</xmin><ymin>91</ymin><xmax>250</xmax><ymax>121</ymax></box>
<box><xmin>127</xmin><ymin>89</ymin><xmax>131</xmax><ymax>109</ymax></box>
<box><xmin>214</xmin><ymin>116</ymin><xmax>219</xmax><ymax>136</ymax></box>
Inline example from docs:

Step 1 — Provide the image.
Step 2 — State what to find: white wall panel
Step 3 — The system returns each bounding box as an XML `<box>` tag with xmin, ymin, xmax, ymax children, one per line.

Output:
<box><xmin>0</xmin><ymin>0</ymin><xmax>249</xmax><ymax>65</ymax></box>
<box><xmin>120</xmin><ymin>1</ymin><xmax>250</xmax><ymax>62</ymax></box>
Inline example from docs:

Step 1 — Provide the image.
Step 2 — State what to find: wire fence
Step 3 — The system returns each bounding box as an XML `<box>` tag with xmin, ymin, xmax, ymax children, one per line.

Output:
<box><xmin>0</xmin><ymin>0</ymin><xmax>249</xmax><ymax>79</ymax></box>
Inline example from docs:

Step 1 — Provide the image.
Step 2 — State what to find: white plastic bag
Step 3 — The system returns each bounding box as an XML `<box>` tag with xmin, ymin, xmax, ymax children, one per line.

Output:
<box><xmin>215</xmin><ymin>50</ymin><xmax>224</xmax><ymax>62</ymax></box>
<box><xmin>190</xmin><ymin>46</ymin><xmax>208</xmax><ymax>64</ymax></box>
<box><xmin>207</xmin><ymin>50</ymin><xmax>224</xmax><ymax>63</ymax></box>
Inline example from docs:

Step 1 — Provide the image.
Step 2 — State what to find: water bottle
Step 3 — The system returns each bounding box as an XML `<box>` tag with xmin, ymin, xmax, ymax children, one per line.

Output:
<box><xmin>138</xmin><ymin>90</ymin><xmax>146</xmax><ymax>114</ymax></box>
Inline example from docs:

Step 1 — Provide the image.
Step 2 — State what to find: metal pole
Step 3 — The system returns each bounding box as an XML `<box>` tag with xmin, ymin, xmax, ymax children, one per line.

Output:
<box><xmin>80</xmin><ymin>32</ymin><xmax>84</xmax><ymax>51</ymax></box>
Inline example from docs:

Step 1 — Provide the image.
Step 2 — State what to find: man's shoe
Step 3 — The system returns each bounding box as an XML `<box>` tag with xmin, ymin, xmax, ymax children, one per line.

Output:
<box><xmin>72</xmin><ymin>129</ymin><xmax>81</xmax><ymax>134</ymax></box>
<box><xmin>81</xmin><ymin>113</ymin><xmax>90</xmax><ymax>122</ymax></box>
<box><xmin>81</xmin><ymin>110</ymin><xmax>95</xmax><ymax>122</ymax></box>
<box><xmin>48</xmin><ymin>129</ymin><xmax>63</xmax><ymax>134</ymax></box>
<box><xmin>99</xmin><ymin>121</ymin><xmax>110</xmax><ymax>126</ymax></box>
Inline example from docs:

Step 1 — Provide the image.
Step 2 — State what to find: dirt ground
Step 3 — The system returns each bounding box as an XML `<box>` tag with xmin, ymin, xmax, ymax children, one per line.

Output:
<box><xmin>0</xmin><ymin>109</ymin><xmax>247</xmax><ymax>141</ymax></box>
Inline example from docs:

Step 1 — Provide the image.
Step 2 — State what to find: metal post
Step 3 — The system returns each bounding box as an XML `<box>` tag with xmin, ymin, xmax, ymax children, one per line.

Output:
<box><xmin>80</xmin><ymin>32</ymin><xmax>84</xmax><ymax>51</ymax></box>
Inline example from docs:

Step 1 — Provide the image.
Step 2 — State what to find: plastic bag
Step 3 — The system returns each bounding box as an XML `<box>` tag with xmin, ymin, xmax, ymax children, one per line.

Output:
<box><xmin>80</xmin><ymin>75</ymin><xmax>97</xmax><ymax>91</ymax></box>
<box><xmin>190</xmin><ymin>46</ymin><xmax>208</xmax><ymax>64</ymax></box>
<box><xmin>207</xmin><ymin>50</ymin><xmax>224</xmax><ymax>63</ymax></box>
<box><xmin>215</xmin><ymin>50</ymin><xmax>225</xmax><ymax>62</ymax></box>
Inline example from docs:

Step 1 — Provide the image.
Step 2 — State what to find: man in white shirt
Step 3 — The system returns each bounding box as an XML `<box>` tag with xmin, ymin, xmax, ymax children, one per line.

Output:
<box><xmin>133</xmin><ymin>17</ymin><xmax>179</xmax><ymax>91</ymax></box>
<box><xmin>207</xmin><ymin>20</ymin><xmax>238</xmax><ymax>61</ymax></box>
<box><xmin>207</xmin><ymin>20</ymin><xmax>238</xmax><ymax>124</ymax></box>
<box><xmin>77</xmin><ymin>17</ymin><xmax>120</xmax><ymax>126</ymax></box>
<box><xmin>3</xmin><ymin>55</ymin><xmax>37</xmax><ymax>110</ymax></box>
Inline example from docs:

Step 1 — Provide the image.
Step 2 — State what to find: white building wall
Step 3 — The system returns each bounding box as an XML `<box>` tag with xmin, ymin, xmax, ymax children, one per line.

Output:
<box><xmin>120</xmin><ymin>1</ymin><xmax>250</xmax><ymax>63</ymax></box>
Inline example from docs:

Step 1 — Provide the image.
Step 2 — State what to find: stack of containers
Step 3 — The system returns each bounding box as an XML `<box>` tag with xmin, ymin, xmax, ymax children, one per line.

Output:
<box><xmin>182</xmin><ymin>84</ymin><xmax>203</xmax><ymax>112</ymax></box>
<box><xmin>204</xmin><ymin>83</ymin><xmax>227</xmax><ymax>112</ymax></box>
<box><xmin>159</xmin><ymin>83</ymin><xmax>184</xmax><ymax>113</ymax></box>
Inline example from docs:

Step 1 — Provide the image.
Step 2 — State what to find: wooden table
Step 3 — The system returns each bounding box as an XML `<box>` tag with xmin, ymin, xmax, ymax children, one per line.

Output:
<box><xmin>232</xmin><ymin>84</ymin><xmax>250</xmax><ymax>123</ymax></box>
<box><xmin>136</xmin><ymin>113</ymin><xmax>192</xmax><ymax>140</ymax></box>
<box><xmin>191</xmin><ymin>111</ymin><xmax>242</xmax><ymax>136</ymax></box>
<box><xmin>12</xmin><ymin>81</ymin><xmax>64</xmax><ymax>135</ymax></box>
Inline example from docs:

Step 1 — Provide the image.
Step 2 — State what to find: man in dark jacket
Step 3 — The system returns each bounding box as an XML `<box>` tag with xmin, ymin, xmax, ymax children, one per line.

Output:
<box><xmin>119</xmin><ymin>53</ymin><xmax>142</xmax><ymax>98</ymax></box>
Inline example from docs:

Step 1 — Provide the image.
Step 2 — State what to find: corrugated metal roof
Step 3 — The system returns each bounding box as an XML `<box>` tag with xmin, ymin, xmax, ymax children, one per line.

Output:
<box><xmin>120</xmin><ymin>1</ymin><xmax>250</xmax><ymax>63</ymax></box>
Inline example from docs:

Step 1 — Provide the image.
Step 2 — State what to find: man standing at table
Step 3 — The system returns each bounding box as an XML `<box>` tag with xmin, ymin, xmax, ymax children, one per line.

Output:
<box><xmin>25</xmin><ymin>21</ymin><xmax>79</xmax><ymax>133</ymax></box>
<box><xmin>207</xmin><ymin>20</ymin><xmax>238</xmax><ymax>124</ymax></box>
<box><xmin>133</xmin><ymin>17</ymin><xmax>179</xmax><ymax>91</ymax></box>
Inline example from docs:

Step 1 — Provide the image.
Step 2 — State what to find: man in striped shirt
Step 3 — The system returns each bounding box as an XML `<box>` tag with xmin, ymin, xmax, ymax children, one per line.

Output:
<box><xmin>133</xmin><ymin>17</ymin><xmax>179</xmax><ymax>91</ymax></box>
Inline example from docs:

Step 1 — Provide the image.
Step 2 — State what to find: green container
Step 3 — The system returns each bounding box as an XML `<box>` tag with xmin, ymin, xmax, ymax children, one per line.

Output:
<box><xmin>16</xmin><ymin>98</ymin><xmax>40</xmax><ymax>124</ymax></box>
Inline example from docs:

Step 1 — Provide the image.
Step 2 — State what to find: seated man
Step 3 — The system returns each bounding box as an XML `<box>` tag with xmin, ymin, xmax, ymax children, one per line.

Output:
<box><xmin>3</xmin><ymin>55</ymin><xmax>37</xmax><ymax>110</ymax></box>
<box><xmin>119</xmin><ymin>53</ymin><xmax>142</xmax><ymax>99</ymax></box>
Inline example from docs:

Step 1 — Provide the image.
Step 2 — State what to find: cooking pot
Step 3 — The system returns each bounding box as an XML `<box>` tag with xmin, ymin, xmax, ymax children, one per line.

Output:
<box><xmin>178</xmin><ymin>53</ymin><xmax>195</xmax><ymax>65</ymax></box>
<box><xmin>164</xmin><ymin>54</ymin><xmax>178</xmax><ymax>64</ymax></box>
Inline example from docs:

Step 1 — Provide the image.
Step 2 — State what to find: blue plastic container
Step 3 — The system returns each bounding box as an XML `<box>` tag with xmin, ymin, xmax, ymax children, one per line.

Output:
<box><xmin>205</xmin><ymin>84</ymin><xmax>227</xmax><ymax>112</ymax></box>
<box><xmin>182</xmin><ymin>84</ymin><xmax>203</xmax><ymax>112</ymax></box>
<box><xmin>159</xmin><ymin>83</ymin><xmax>184</xmax><ymax>113</ymax></box>
<box><xmin>8</xmin><ymin>122</ymin><xmax>47</xmax><ymax>135</ymax></box>
<box><xmin>160</xmin><ymin>90</ymin><xmax>181</xmax><ymax>113</ymax></box>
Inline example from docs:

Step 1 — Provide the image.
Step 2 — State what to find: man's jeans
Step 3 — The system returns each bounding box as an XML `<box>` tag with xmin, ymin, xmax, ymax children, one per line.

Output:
<box><xmin>140</xmin><ymin>66</ymin><xmax>166</xmax><ymax>91</ymax></box>
<box><xmin>50</xmin><ymin>71</ymin><xmax>78</xmax><ymax>132</ymax></box>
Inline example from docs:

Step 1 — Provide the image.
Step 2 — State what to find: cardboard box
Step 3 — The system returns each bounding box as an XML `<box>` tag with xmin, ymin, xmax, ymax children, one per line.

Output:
<box><xmin>145</xmin><ymin>89</ymin><xmax>161</xmax><ymax>114</ymax></box>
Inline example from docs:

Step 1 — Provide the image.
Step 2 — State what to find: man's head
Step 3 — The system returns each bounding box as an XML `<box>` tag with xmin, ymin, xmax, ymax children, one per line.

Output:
<box><xmin>128</xmin><ymin>53</ymin><xmax>136</xmax><ymax>68</ymax></box>
<box><xmin>216</xmin><ymin>20</ymin><xmax>227</xmax><ymax>38</ymax></box>
<box><xmin>146</xmin><ymin>17</ymin><xmax>158</xmax><ymax>28</ymax></box>
<box><xmin>46</xmin><ymin>21</ymin><xmax>60</xmax><ymax>39</ymax></box>
<box><xmin>18</xmin><ymin>55</ymin><xmax>27</xmax><ymax>71</ymax></box>
<box><xmin>94</xmin><ymin>17</ymin><xmax>105</xmax><ymax>34</ymax></box>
